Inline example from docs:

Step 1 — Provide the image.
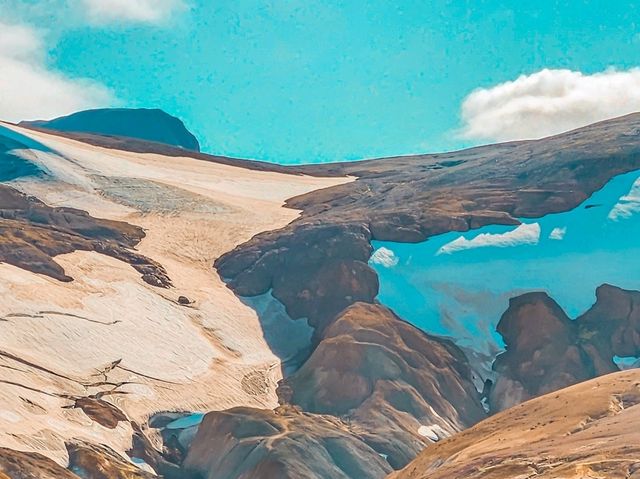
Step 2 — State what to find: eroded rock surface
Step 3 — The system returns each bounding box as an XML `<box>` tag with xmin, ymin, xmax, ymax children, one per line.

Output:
<box><xmin>491</xmin><ymin>284</ymin><xmax>640</xmax><ymax>411</ymax></box>
<box><xmin>0</xmin><ymin>448</ymin><xmax>80</xmax><ymax>479</ymax></box>
<box><xmin>181</xmin><ymin>405</ymin><xmax>392</xmax><ymax>479</ymax></box>
<box><xmin>277</xmin><ymin>303</ymin><xmax>486</xmax><ymax>468</ymax></box>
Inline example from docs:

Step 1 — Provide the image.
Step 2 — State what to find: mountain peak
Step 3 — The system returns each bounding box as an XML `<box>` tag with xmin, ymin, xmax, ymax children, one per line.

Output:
<box><xmin>21</xmin><ymin>108</ymin><xmax>201</xmax><ymax>152</ymax></box>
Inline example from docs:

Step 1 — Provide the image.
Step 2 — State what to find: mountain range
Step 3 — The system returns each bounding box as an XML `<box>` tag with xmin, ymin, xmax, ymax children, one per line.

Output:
<box><xmin>0</xmin><ymin>109</ymin><xmax>639</xmax><ymax>478</ymax></box>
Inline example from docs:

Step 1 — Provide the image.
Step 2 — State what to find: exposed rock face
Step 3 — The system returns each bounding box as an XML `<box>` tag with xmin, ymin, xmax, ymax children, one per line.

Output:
<box><xmin>277</xmin><ymin>303</ymin><xmax>486</xmax><ymax>469</ymax></box>
<box><xmin>491</xmin><ymin>285</ymin><xmax>640</xmax><ymax>412</ymax></box>
<box><xmin>0</xmin><ymin>447</ymin><xmax>80</xmax><ymax>479</ymax></box>
<box><xmin>72</xmin><ymin>398</ymin><xmax>128</xmax><ymax>429</ymax></box>
<box><xmin>218</xmin><ymin>114</ymin><xmax>640</xmax><ymax>333</ymax></box>
<box><xmin>578</xmin><ymin>284</ymin><xmax>640</xmax><ymax>371</ymax></box>
<box><xmin>181</xmin><ymin>406</ymin><xmax>392</xmax><ymax>479</ymax></box>
<box><xmin>391</xmin><ymin>370</ymin><xmax>640</xmax><ymax>479</ymax></box>
<box><xmin>23</xmin><ymin>108</ymin><xmax>201</xmax><ymax>152</ymax></box>
<box><xmin>0</xmin><ymin>184</ymin><xmax>171</xmax><ymax>287</ymax></box>
<box><xmin>67</xmin><ymin>442</ymin><xmax>156</xmax><ymax>479</ymax></box>
<box><xmin>490</xmin><ymin>293</ymin><xmax>596</xmax><ymax>411</ymax></box>
<box><xmin>219</xmin><ymin>224</ymin><xmax>377</xmax><ymax>331</ymax></box>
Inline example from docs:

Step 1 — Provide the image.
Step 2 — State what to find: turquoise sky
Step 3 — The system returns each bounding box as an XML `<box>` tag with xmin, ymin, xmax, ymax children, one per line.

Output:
<box><xmin>12</xmin><ymin>1</ymin><xmax>640</xmax><ymax>163</ymax></box>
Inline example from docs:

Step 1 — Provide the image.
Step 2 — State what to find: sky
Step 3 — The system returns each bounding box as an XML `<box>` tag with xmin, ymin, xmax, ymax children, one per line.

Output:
<box><xmin>1</xmin><ymin>0</ymin><xmax>640</xmax><ymax>164</ymax></box>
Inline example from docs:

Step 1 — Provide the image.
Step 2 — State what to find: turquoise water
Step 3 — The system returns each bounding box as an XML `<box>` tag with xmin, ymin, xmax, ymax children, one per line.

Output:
<box><xmin>165</xmin><ymin>412</ymin><xmax>205</xmax><ymax>430</ymax></box>
<box><xmin>371</xmin><ymin>170</ymin><xmax>640</xmax><ymax>369</ymax></box>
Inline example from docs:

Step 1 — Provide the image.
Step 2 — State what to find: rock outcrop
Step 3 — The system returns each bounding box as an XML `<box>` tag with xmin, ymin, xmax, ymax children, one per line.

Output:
<box><xmin>181</xmin><ymin>406</ymin><xmax>392</xmax><ymax>479</ymax></box>
<box><xmin>0</xmin><ymin>448</ymin><xmax>80</xmax><ymax>479</ymax></box>
<box><xmin>490</xmin><ymin>293</ymin><xmax>597</xmax><ymax>411</ymax></box>
<box><xmin>23</xmin><ymin>108</ymin><xmax>201</xmax><ymax>152</ymax></box>
<box><xmin>67</xmin><ymin>442</ymin><xmax>156</xmax><ymax>479</ymax></box>
<box><xmin>277</xmin><ymin>303</ymin><xmax>486</xmax><ymax>469</ymax></box>
<box><xmin>391</xmin><ymin>370</ymin><xmax>640</xmax><ymax>479</ymax></box>
<box><xmin>491</xmin><ymin>285</ymin><xmax>640</xmax><ymax>411</ymax></box>
<box><xmin>0</xmin><ymin>183</ymin><xmax>171</xmax><ymax>287</ymax></box>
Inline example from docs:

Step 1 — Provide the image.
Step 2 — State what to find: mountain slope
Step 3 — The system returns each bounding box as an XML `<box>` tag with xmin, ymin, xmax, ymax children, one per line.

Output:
<box><xmin>391</xmin><ymin>369</ymin><xmax>640</xmax><ymax>479</ymax></box>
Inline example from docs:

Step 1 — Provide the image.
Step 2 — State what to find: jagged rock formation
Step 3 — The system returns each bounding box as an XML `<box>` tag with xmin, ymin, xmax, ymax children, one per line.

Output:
<box><xmin>181</xmin><ymin>406</ymin><xmax>392</xmax><ymax>479</ymax></box>
<box><xmin>391</xmin><ymin>370</ymin><xmax>640</xmax><ymax>479</ymax></box>
<box><xmin>491</xmin><ymin>284</ymin><xmax>640</xmax><ymax>411</ymax></box>
<box><xmin>23</xmin><ymin>108</ymin><xmax>201</xmax><ymax>152</ymax></box>
<box><xmin>277</xmin><ymin>303</ymin><xmax>486</xmax><ymax>468</ymax></box>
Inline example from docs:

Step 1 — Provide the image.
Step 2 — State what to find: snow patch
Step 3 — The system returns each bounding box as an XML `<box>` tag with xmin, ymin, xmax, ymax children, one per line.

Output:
<box><xmin>609</xmin><ymin>177</ymin><xmax>640</xmax><ymax>221</ymax></box>
<box><xmin>438</xmin><ymin>223</ymin><xmax>541</xmax><ymax>255</ymax></box>
<box><xmin>549</xmin><ymin>226</ymin><xmax>567</xmax><ymax>240</ymax></box>
<box><xmin>418</xmin><ymin>424</ymin><xmax>449</xmax><ymax>442</ymax></box>
<box><xmin>370</xmin><ymin>247</ymin><xmax>399</xmax><ymax>267</ymax></box>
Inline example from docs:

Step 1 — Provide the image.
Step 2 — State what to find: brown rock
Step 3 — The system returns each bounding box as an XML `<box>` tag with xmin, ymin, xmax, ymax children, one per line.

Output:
<box><xmin>277</xmin><ymin>303</ymin><xmax>486</xmax><ymax>468</ymax></box>
<box><xmin>181</xmin><ymin>405</ymin><xmax>392</xmax><ymax>479</ymax></box>
<box><xmin>0</xmin><ymin>447</ymin><xmax>80</xmax><ymax>479</ymax></box>
<box><xmin>73</xmin><ymin>398</ymin><xmax>128</xmax><ymax>429</ymax></box>
<box><xmin>0</xmin><ymin>184</ymin><xmax>171</xmax><ymax>288</ymax></box>
<box><xmin>67</xmin><ymin>442</ymin><xmax>156</xmax><ymax>479</ymax></box>
<box><xmin>491</xmin><ymin>292</ymin><xmax>596</xmax><ymax>411</ymax></box>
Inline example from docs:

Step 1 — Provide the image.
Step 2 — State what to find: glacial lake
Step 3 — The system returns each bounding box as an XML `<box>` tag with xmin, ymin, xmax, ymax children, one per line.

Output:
<box><xmin>371</xmin><ymin>169</ymin><xmax>640</xmax><ymax>374</ymax></box>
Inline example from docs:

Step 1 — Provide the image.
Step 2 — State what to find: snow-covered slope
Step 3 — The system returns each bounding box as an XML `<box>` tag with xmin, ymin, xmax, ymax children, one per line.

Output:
<box><xmin>0</xmin><ymin>122</ymin><xmax>350</xmax><ymax>465</ymax></box>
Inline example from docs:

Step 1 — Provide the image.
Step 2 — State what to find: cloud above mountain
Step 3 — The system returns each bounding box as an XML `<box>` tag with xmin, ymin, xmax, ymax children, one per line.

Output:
<box><xmin>460</xmin><ymin>68</ymin><xmax>640</xmax><ymax>142</ymax></box>
<box><xmin>0</xmin><ymin>22</ymin><xmax>115</xmax><ymax>122</ymax></box>
<box><xmin>80</xmin><ymin>0</ymin><xmax>186</xmax><ymax>24</ymax></box>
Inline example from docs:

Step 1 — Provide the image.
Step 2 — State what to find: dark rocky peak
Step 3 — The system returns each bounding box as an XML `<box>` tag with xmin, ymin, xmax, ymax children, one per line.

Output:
<box><xmin>22</xmin><ymin>108</ymin><xmax>201</xmax><ymax>152</ymax></box>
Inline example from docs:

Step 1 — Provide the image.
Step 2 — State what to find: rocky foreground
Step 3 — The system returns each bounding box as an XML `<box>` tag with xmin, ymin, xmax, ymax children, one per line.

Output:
<box><xmin>1</xmin><ymin>113</ymin><xmax>640</xmax><ymax>477</ymax></box>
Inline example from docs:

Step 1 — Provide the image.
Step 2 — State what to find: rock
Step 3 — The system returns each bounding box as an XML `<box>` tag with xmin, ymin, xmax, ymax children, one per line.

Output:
<box><xmin>67</xmin><ymin>442</ymin><xmax>157</xmax><ymax>479</ymax></box>
<box><xmin>277</xmin><ymin>303</ymin><xmax>486</xmax><ymax>468</ymax></box>
<box><xmin>491</xmin><ymin>286</ymin><xmax>640</xmax><ymax>412</ymax></box>
<box><xmin>73</xmin><ymin>397</ymin><xmax>128</xmax><ymax>429</ymax></box>
<box><xmin>23</xmin><ymin>108</ymin><xmax>201</xmax><ymax>151</ymax></box>
<box><xmin>491</xmin><ymin>292</ymin><xmax>595</xmax><ymax>411</ymax></box>
<box><xmin>0</xmin><ymin>182</ymin><xmax>171</xmax><ymax>288</ymax></box>
<box><xmin>181</xmin><ymin>405</ymin><xmax>392</xmax><ymax>479</ymax></box>
<box><xmin>217</xmin><ymin>223</ymin><xmax>377</xmax><ymax>332</ymax></box>
<box><xmin>178</xmin><ymin>296</ymin><xmax>191</xmax><ymax>305</ymax></box>
<box><xmin>0</xmin><ymin>447</ymin><xmax>80</xmax><ymax>478</ymax></box>
<box><xmin>578</xmin><ymin>284</ymin><xmax>640</xmax><ymax>368</ymax></box>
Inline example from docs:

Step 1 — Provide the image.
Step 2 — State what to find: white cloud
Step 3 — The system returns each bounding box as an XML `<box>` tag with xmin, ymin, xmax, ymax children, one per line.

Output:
<box><xmin>549</xmin><ymin>227</ymin><xmax>567</xmax><ymax>241</ymax></box>
<box><xmin>370</xmin><ymin>247</ymin><xmax>399</xmax><ymax>268</ymax></box>
<box><xmin>460</xmin><ymin>68</ymin><xmax>640</xmax><ymax>142</ymax></box>
<box><xmin>79</xmin><ymin>0</ymin><xmax>185</xmax><ymax>24</ymax></box>
<box><xmin>0</xmin><ymin>22</ymin><xmax>115</xmax><ymax>123</ymax></box>
<box><xmin>438</xmin><ymin>223</ymin><xmax>540</xmax><ymax>255</ymax></box>
<box><xmin>609</xmin><ymin>177</ymin><xmax>640</xmax><ymax>221</ymax></box>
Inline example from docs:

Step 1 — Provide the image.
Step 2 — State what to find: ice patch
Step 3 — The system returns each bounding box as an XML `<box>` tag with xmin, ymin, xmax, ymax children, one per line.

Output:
<box><xmin>370</xmin><ymin>247</ymin><xmax>399</xmax><ymax>267</ymax></box>
<box><xmin>165</xmin><ymin>412</ymin><xmax>205</xmax><ymax>430</ymax></box>
<box><xmin>418</xmin><ymin>424</ymin><xmax>448</xmax><ymax>442</ymax></box>
<box><xmin>609</xmin><ymin>177</ymin><xmax>640</xmax><ymax>220</ymax></box>
<box><xmin>437</xmin><ymin>223</ymin><xmax>541</xmax><ymax>255</ymax></box>
<box><xmin>549</xmin><ymin>226</ymin><xmax>567</xmax><ymax>240</ymax></box>
<box><xmin>613</xmin><ymin>355</ymin><xmax>640</xmax><ymax>370</ymax></box>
